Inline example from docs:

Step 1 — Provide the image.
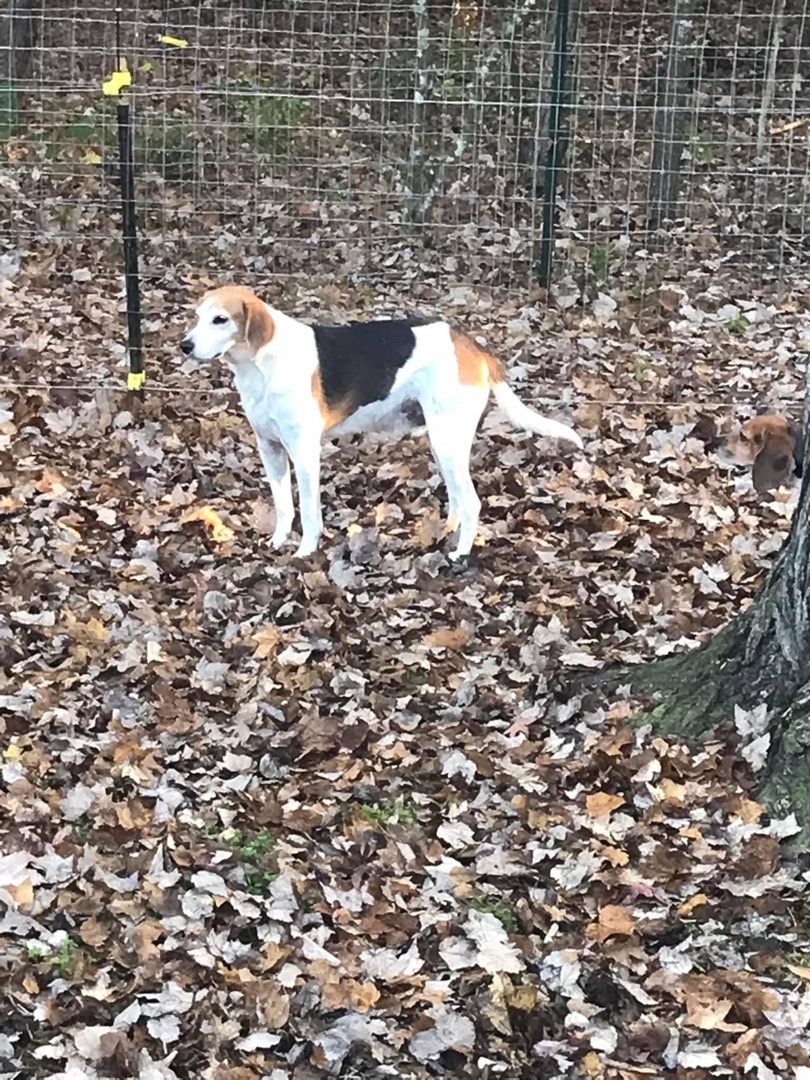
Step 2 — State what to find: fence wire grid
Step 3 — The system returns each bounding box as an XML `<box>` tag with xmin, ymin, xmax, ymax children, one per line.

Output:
<box><xmin>2</xmin><ymin>0</ymin><xmax>810</xmax><ymax>301</ymax></box>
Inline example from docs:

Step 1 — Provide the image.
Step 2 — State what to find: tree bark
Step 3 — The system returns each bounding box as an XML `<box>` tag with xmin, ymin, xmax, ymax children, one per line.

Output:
<box><xmin>1</xmin><ymin>0</ymin><xmax>37</xmax><ymax>83</ymax></box>
<box><xmin>756</xmin><ymin>0</ymin><xmax>787</xmax><ymax>158</ymax></box>
<box><xmin>405</xmin><ymin>0</ymin><xmax>440</xmax><ymax>226</ymax></box>
<box><xmin>646</xmin><ymin>0</ymin><xmax>697</xmax><ymax>249</ymax></box>
<box><xmin>623</xmin><ymin>380</ymin><xmax>810</xmax><ymax>837</ymax></box>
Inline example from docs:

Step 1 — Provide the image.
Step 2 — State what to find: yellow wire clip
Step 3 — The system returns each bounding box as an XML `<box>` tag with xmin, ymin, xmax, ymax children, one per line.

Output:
<box><xmin>157</xmin><ymin>34</ymin><xmax>188</xmax><ymax>48</ymax></box>
<box><xmin>127</xmin><ymin>371</ymin><xmax>146</xmax><ymax>391</ymax></box>
<box><xmin>102</xmin><ymin>59</ymin><xmax>132</xmax><ymax>96</ymax></box>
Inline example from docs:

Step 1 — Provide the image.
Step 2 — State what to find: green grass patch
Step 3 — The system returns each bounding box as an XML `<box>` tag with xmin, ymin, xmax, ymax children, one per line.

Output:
<box><xmin>590</xmin><ymin>242</ymin><xmax>611</xmax><ymax>283</ymax></box>
<box><xmin>244</xmin><ymin>868</ymin><xmax>278</xmax><ymax>895</ymax></box>
<box><xmin>359</xmin><ymin>795</ymin><xmax>417</xmax><ymax>828</ymax></box>
<box><xmin>224</xmin><ymin>826</ymin><xmax>276</xmax><ymax>862</ymax></box>
<box><xmin>726</xmin><ymin>314</ymin><xmax>750</xmax><ymax>335</ymax></box>
<box><xmin>0</xmin><ymin>84</ymin><xmax>21</xmax><ymax>141</ymax></box>
<box><xmin>469</xmin><ymin>894</ymin><xmax>519</xmax><ymax>932</ymax></box>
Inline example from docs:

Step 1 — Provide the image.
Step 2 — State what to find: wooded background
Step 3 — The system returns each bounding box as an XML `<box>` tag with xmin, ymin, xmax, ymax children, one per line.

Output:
<box><xmin>3</xmin><ymin>0</ymin><xmax>809</xmax><ymax>298</ymax></box>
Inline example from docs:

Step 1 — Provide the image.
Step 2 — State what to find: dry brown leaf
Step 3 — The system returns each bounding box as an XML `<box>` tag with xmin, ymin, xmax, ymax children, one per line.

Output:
<box><xmin>581</xmin><ymin>1051</ymin><xmax>604</xmax><ymax>1077</ymax></box>
<box><xmin>604</xmin><ymin>700</ymin><xmax>634</xmax><ymax>721</ymax></box>
<box><xmin>422</xmin><ymin>626</ymin><xmax>472</xmax><ymax>650</ymax></box>
<box><xmin>735</xmin><ymin>796</ymin><xmax>765</xmax><ymax>824</ymax></box>
<box><xmin>726</xmin><ymin>1028</ymin><xmax>762</xmax><ymax>1068</ymax></box>
<box><xmin>586</xmin><ymin>792</ymin><xmax>625</xmax><ymax>818</ymax></box>
<box><xmin>601</xmin><ymin>845</ymin><xmax>630</xmax><ymax>867</ymax></box>
<box><xmin>587</xmin><ymin>904</ymin><xmax>636</xmax><ymax>942</ymax></box>
<box><xmin>351</xmin><ymin>982</ymin><xmax>381</xmax><ymax>1012</ymax></box>
<box><xmin>132</xmin><ymin>921</ymin><xmax>164</xmax><ymax>963</ymax></box>
<box><xmin>9</xmin><ymin>879</ymin><xmax>34</xmax><ymax>908</ymax></box>
<box><xmin>685</xmin><ymin>994</ymin><xmax>733</xmax><ymax>1030</ymax></box>
<box><xmin>322</xmin><ymin>979</ymin><xmax>381</xmax><ymax>1012</ymax></box>
<box><xmin>677</xmin><ymin>893</ymin><xmax>708</xmax><ymax>916</ymax></box>
<box><xmin>183</xmin><ymin>505</ymin><xmax>235</xmax><ymax>543</ymax></box>
<box><xmin>252</xmin><ymin>624</ymin><xmax>281</xmax><ymax>659</ymax></box>
<box><xmin>659</xmin><ymin>778</ymin><xmax>686</xmax><ymax>803</ymax></box>
<box><xmin>79</xmin><ymin>917</ymin><xmax>110</xmax><ymax>948</ymax></box>
<box><xmin>505</xmin><ymin>982</ymin><xmax>538</xmax><ymax>1011</ymax></box>
<box><xmin>262</xmin><ymin>986</ymin><xmax>291</xmax><ymax>1029</ymax></box>
<box><xmin>597</xmin><ymin>728</ymin><xmax>635</xmax><ymax>757</ymax></box>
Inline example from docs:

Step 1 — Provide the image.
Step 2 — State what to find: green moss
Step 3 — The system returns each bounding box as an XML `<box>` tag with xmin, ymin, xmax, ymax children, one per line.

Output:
<box><xmin>468</xmin><ymin>895</ymin><xmax>519</xmax><ymax>932</ymax></box>
<box><xmin>359</xmin><ymin>795</ymin><xmax>417</xmax><ymax>827</ymax></box>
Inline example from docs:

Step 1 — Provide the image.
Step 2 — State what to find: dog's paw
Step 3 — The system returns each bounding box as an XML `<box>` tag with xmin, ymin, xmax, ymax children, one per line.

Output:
<box><xmin>293</xmin><ymin>540</ymin><xmax>319</xmax><ymax>559</ymax></box>
<box><xmin>447</xmin><ymin>547</ymin><xmax>472</xmax><ymax>563</ymax></box>
<box><xmin>443</xmin><ymin>549</ymin><xmax>474</xmax><ymax>575</ymax></box>
<box><xmin>271</xmin><ymin>531</ymin><xmax>292</xmax><ymax>549</ymax></box>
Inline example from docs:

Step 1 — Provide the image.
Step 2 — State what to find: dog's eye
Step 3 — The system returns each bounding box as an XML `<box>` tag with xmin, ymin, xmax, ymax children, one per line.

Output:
<box><xmin>212</xmin><ymin>315</ymin><xmax>228</xmax><ymax>325</ymax></box>
<box><xmin>740</xmin><ymin>432</ymin><xmax>749</xmax><ymax>442</ymax></box>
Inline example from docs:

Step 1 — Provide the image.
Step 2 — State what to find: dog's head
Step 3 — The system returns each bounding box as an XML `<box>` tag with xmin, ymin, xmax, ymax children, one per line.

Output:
<box><xmin>729</xmin><ymin>413</ymin><xmax>803</xmax><ymax>493</ymax></box>
<box><xmin>181</xmin><ymin>286</ymin><xmax>275</xmax><ymax>361</ymax></box>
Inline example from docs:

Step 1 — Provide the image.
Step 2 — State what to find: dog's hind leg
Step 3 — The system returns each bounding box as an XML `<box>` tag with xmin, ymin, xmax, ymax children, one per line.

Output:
<box><xmin>423</xmin><ymin>388</ymin><xmax>488</xmax><ymax>559</ymax></box>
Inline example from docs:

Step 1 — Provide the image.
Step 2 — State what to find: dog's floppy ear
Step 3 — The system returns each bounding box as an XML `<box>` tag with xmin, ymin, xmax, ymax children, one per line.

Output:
<box><xmin>788</xmin><ymin>422</ymin><xmax>804</xmax><ymax>478</ymax></box>
<box><xmin>752</xmin><ymin>437</ymin><xmax>795</xmax><ymax>493</ymax></box>
<box><xmin>241</xmin><ymin>298</ymin><xmax>275</xmax><ymax>353</ymax></box>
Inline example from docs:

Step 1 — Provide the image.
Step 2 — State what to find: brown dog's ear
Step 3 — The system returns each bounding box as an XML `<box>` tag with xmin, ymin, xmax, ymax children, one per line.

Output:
<box><xmin>788</xmin><ymin>422</ymin><xmax>804</xmax><ymax>478</ymax></box>
<box><xmin>752</xmin><ymin>436</ymin><xmax>795</xmax><ymax>493</ymax></box>
<box><xmin>241</xmin><ymin>299</ymin><xmax>275</xmax><ymax>353</ymax></box>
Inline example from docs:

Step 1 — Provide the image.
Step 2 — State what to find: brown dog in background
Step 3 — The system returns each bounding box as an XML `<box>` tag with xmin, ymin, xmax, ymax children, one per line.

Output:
<box><xmin>731</xmin><ymin>413</ymin><xmax>804</xmax><ymax>493</ymax></box>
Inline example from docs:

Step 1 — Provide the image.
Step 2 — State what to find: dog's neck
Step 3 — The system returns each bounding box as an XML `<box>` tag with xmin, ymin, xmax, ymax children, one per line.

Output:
<box><xmin>225</xmin><ymin>341</ymin><xmax>262</xmax><ymax>366</ymax></box>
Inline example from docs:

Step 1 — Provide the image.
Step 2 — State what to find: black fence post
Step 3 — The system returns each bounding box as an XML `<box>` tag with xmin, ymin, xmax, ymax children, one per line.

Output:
<box><xmin>537</xmin><ymin>0</ymin><xmax>571</xmax><ymax>290</ymax></box>
<box><xmin>104</xmin><ymin>8</ymin><xmax>144</xmax><ymax>396</ymax></box>
<box><xmin>117</xmin><ymin>100</ymin><xmax>144</xmax><ymax>395</ymax></box>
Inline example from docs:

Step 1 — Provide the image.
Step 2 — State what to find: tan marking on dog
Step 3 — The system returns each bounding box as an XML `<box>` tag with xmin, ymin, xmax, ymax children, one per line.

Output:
<box><xmin>311</xmin><ymin>369</ymin><xmax>352</xmax><ymax>430</ymax></box>
<box><xmin>485</xmin><ymin>352</ymin><xmax>507</xmax><ymax>386</ymax></box>
<box><xmin>203</xmin><ymin>285</ymin><xmax>275</xmax><ymax>354</ymax></box>
<box><xmin>735</xmin><ymin>414</ymin><xmax>794</xmax><ymax>465</ymax></box>
<box><xmin>450</xmin><ymin>328</ymin><xmax>504</xmax><ymax>388</ymax></box>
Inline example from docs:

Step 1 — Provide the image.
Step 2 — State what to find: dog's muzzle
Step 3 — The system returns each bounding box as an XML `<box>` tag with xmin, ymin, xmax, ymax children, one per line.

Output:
<box><xmin>180</xmin><ymin>337</ymin><xmax>194</xmax><ymax>356</ymax></box>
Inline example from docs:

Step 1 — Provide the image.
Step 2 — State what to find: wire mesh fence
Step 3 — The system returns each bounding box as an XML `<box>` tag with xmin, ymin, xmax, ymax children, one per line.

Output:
<box><xmin>2</xmin><ymin>0</ymin><xmax>810</xmax><ymax>302</ymax></box>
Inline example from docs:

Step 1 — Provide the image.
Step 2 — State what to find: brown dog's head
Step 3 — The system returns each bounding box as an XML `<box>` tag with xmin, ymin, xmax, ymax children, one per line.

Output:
<box><xmin>180</xmin><ymin>286</ymin><xmax>275</xmax><ymax>362</ymax></box>
<box><xmin>731</xmin><ymin>413</ymin><xmax>803</xmax><ymax>493</ymax></box>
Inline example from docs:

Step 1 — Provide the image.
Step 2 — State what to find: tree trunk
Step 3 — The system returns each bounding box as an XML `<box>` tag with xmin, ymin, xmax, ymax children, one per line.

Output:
<box><xmin>756</xmin><ymin>0</ymin><xmax>787</xmax><ymax>159</ymax></box>
<box><xmin>625</xmin><ymin>382</ymin><xmax>810</xmax><ymax>836</ymax></box>
<box><xmin>646</xmin><ymin>0</ymin><xmax>697</xmax><ymax>249</ymax></box>
<box><xmin>1</xmin><ymin>0</ymin><xmax>37</xmax><ymax>83</ymax></box>
<box><xmin>405</xmin><ymin>0</ymin><xmax>440</xmax><ymax>227</ymax></box>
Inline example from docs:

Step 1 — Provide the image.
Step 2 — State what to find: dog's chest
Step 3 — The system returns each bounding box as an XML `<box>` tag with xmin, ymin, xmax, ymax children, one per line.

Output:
<box><xmin>232</xmin><ymin>368</ymin><xmax>294</xmax><ymax>442</ymax></box>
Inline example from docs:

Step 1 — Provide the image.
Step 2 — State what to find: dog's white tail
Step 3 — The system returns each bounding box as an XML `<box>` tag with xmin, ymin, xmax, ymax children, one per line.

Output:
<box><xmin>487</xmin><ymin>357</ymin><xmax>583</xmax><ymax>449</ymax></box>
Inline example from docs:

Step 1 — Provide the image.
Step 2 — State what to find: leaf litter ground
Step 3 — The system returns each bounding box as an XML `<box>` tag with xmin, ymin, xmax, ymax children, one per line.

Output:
<box><xmin>3</xmin><ymin>263</ymin><xmax>810</xmax><ymax>1079</ymax></box>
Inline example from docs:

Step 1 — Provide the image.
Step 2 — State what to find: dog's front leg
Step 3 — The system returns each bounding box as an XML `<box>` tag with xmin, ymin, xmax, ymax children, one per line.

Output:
<box><xmin>289</xmin><ymin>441</ymin><xmax>324</xmax><ymax>557</ymax></box>
<box><xmin>256</xmin><ymin>437</ymin><xmax>294</xmax><ymax>548</ymax></box>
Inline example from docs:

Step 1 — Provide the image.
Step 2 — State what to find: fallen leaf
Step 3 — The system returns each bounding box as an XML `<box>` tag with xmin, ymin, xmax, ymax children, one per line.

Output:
<box><xmin>409</xmin><ymin>1008</ymin><xmax>476</xmax><ymax>1062</ymax></box>
<box><xmin>677</xmin><ymin>893</ymin><xmax>709</xmax><ymax>916</ymax></box>
<box><xmin>422</xmin><ymin>626</ymin><xmax>472</xmax><ymax>650</ymax></box>
<box><xmin>586</xmin><ymin>792</ymin><xmax>625</xmax><ymax>818</ymax></box>
<box><xmin>588</xmin><ymin>905</ymin><xmax>636</xmax><ymax>942</ymax></box>
<box><xmin>685</xmin><ymin>994</ymin><xmax>734</xmax><ymax>1031</ymax></box>
<box><xmin>183</xmin><ymin>505</ymin><xmax>235</xmax><ymax>543</ymax></box>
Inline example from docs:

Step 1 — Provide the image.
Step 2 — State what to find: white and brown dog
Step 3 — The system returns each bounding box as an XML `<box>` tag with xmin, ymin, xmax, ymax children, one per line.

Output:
<box><xmin>181</xmin><ymin>286</ymin><xmax>583</xmax><ymax>559</ymax></box>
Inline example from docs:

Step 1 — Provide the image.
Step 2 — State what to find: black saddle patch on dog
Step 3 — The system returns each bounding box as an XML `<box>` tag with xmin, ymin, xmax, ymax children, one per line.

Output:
<box><xmin>313</xmin><ymin>319</ymin><xmax>434</xmax><ymax>416</ymax></box>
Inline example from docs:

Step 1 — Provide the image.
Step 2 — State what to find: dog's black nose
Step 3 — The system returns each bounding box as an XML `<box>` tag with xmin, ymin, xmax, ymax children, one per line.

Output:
<box><xmin>180</xmin><ymin>337</ymin><xmax>194</xmax><ymax>355</ymax></box>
